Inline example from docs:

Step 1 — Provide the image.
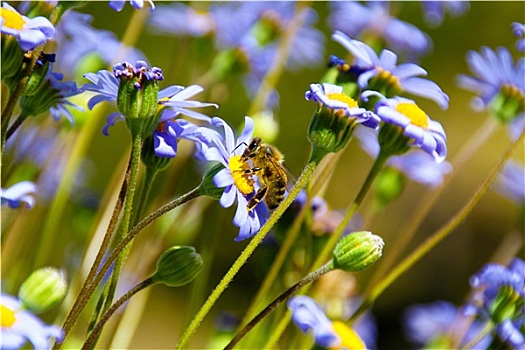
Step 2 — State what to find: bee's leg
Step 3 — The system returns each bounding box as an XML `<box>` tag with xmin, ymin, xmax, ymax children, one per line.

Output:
<box><xmin>243</xmin><ymin>167</ymin><xmax>262</xmax><ymax>176</ymax></box>
<box><xmin>247</xmin><ymin>186</ymin><xmax>267</xmax><ymax>211</ymax></box>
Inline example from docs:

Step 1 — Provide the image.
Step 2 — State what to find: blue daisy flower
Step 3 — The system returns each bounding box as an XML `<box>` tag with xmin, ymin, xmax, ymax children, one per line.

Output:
<box><xmin>332</xmin><ymin>31</ymin><xmax>449</xmax><ymax>109</ymax></box>
<box><xmin>329</xmin><ymin>1</ymin><xmax>431</xmax><ymax>56</ymax></box>
<box><xmin>305</xmin><ymin>83</ymin><xmax>381</xmax><ymax>129</ymax></box>
<box><xmin>1</xmin><ymin>293</ymin><xmax>63</xmax><ymax>349</ymax></box>
<box><xmin>200</xmin><ymin>116</ymin><xmax>269</xmax><ymax>241</ymax></box>
<box><xmin>421</xmin><ymin>1</ymin><xmax>470</xmax><ymax>28</ymax></box>
<box><xmin>494</xmin><ymin>159</ymin><xmax>525</xmax><ymax>204</ymax></box>
<box><xmin>81</xmin><ymin>62</ymin><xmax>217</xmax><ymax>139</ymax></box>
<box><xmin>0</xmin><ymin>2</ymin><xmax>55</xmax><ymax>51</ymax></box>
<box><xmin>456</xmin><ymin>46</ymin><xmax>524</xmax><ymax>111</ymax></box>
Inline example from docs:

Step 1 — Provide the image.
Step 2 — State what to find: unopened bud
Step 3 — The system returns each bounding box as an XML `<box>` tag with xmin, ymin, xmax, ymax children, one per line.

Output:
<box><xmin>151</xmin><ymin>246</ymin><xmax>203</xmax><ymax>287</ymax></box>
<box><xmin>18</xmin><ymin>267</ymin><xmax>67</xmax><ymax>314</ymax></box>
<box><xmin>332</xmin><ymin>231</ymin><xmax>384</xmax><ymax>272</ymax></box>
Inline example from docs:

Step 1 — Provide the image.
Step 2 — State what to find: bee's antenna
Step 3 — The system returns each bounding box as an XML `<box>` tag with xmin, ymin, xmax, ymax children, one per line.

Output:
<box><xmin>232</xmin><ymin>142</ymin><xmax>248</xmax><ymax>153</ymax></box>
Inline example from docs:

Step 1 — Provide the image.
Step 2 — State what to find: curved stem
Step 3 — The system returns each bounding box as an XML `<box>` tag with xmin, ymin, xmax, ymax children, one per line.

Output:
<box><xmin>238</xmin><ymin>152</ymin><xmax>342</xmax><ymax>330</ymax></box>
<box><xmin>366</xmin><ymin>117</ymin><xmax>499</xmax><ymax>290</ymax></box>
<box><xmin>175</xmin><ymin>156</ymin><xmax>321</xmax><ymax>349</ymax></box>
<box><xmin>225</xmin><ymin>262</ymin><xmax>334</xmax><ymax>349</ymax></box>
<box><xmin>5</xmin><ymin>113</ymin><xmax>29</xmax><ymax>141</ymax></box>
<box><xmin>350</xmin><ymin>129</ymin><xmax>525</xmax><ymax>323</ymax></box>
<box><xmin>258</xmin><ymin>150</ymin><xmax>390</xmax><ymax>346</ymax></box>
<box><xmin>55</xmin><ymin>186</ymin><xmax>201</xmax><ymax>347</ymax></box>
<box><xmin>81</xmin><ymin>278</ymin><xmax>154</xmax><ymax>350</ymax></box>
<box><xmin>55</xmin><ymin>153</ymin><xmax>129</xmax><ymax>348</ymax></box>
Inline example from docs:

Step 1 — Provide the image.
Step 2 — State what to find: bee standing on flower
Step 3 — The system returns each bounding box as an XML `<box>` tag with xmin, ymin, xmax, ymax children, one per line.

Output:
<box><xmin>240</xmin><ymin>137</ymin><xmax>292</xmax><ymax>211</ymax></box>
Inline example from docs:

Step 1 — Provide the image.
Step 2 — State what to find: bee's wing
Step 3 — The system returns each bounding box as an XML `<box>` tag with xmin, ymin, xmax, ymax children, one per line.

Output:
<box><xmin>281</xmin><ymin>161</ymin><xmax>297</xmax><ymax>192</ymax></box>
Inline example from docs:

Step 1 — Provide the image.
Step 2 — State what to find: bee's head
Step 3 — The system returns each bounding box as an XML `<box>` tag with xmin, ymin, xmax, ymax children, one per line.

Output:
<box><xmin>243</xmin><ymin>137</ymin><xmax>262</xmax><ymax>158</ymax></box>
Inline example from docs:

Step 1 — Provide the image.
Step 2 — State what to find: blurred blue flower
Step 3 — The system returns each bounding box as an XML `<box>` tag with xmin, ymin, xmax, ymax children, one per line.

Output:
<box><xmin>305</xmin><ymin>83</ymin><xmax>381</xmax><ymax>129</ymax></box>
<box><xmin>288</xmin><ymin>296</ymin><xmax>341</xmax><ymax>348</ymax></box>
<box><xmin>363</xmin><ymin>92</ymin><xmax>448</xmax><ymax>162</ymax></box>
<box><xmin>356</xmin><ymin>127</ymin><xmax>452</xmax><ymax>187</ymax></box>
<box><xmin>288</xmin><ymin>295</ymin><xmax>368</xmax><ymax>349</ymax></box>
<box><xmin>332</xmin><ymin>31</ymin><xmax>449</xmax><ymax>109</ymax></box>
<box><xmin>1</xmin><ymin>293</ymin><xmax>63</xmax><ymax>349</ymax></box>
<box><xmin>201</xmin><ymin>116</ymin><xmax>269</xmax><ymax>241</ymax></box>
<box><xmin>421</xmin><ymin>1</ymin><xmax>470</xmax><ymax>27</ymax></box>
<box><xmin>0</xmin><ymin>181</ymin><xmax>37</xmax><ymax>209</ymax></box>
<box><xmin>403</xmin><ymin>300</ymin><xmax>492</xmax><ymax>348</ymax></box>
<box><xmin>466</xmin><ymin>258</ymin><xmax>525</xmax><ymax>348</ymax></box>
<box><xmin>494</xmin><ymin>159</ymin><xmax>525</xmax><ymax>204</ymax></box>
<box><xmin>512</xmin><ymin>22</ymin><xmax>525</xmax><ymax>52</ymax></box>
<box><xmin>456</xmin><ymin>46</ymin><xmax>524</xmax><ymax>111</ymax></box>
<box><xmin>82</xmin><ymin>63</ymin><xmax>217</xmax><ymax>137</ymax></box>
<box><xmin>329</xmin><ymin>1</ymin><xmax>431</xmax><ymax>57</ymax></box>
<box><xmin>109</xmin><ymin>0</ymin><xmax>155</xmax><ymax>12</ymax></box>
<box><xmin>148</xmin><ymin>2</ymin><xmax>216</xmax><ymax>37</ymax></box>
<box><xmin>0</xmin><ymin>2</ymin><xmax>55</xmax><ymax>51</ymax></box>
<box><xmin>46</xmin><ymin>65</ymin><xmax>84</xmax><ymax>124</ymax></box>
<box><xmin>54</xmin><ymin>11</ymin><xmax>147</xmax><ymax>75</ymax></box>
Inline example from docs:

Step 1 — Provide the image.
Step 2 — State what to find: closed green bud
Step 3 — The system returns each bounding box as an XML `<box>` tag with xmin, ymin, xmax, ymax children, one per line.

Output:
<box><xmin>151</xmin><ymin>246</ymin><xmax>203</xmax><ymax>287</ymax></box>
<box><xmin>198</xmin><ymin>163</ymin><xmax>226</xmax><ymax>200</ymax></box>
<box><xmin>18</xmin><ymin>267</ymin><xmax>68</xmax><ymax>314</ymax></box>
<box><xmin>113</xmin><ymin>61</ymin><xmax>162</xmax><ymax>136</ymax></box>
<box><xmin>332</xmin><ymin>231</ymin><xmax>384</xmax><ymax>272</ymax></box>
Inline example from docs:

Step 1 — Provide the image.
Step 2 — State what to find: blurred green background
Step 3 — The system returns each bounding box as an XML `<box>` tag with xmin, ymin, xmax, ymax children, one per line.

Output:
<box><xmin>3</xmin><ymin>1</ymin><xmax>524</xmax><ymax>349</ymax></box>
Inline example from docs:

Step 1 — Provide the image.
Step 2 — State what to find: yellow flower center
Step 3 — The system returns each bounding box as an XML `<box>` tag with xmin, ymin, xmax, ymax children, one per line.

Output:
<box><xmin>376</xmin><ymin>68</ymin><xmax>401</xmax><ymax>89</ymax></box>
<box><xmin>326</xmin><ymin>93</ymin><xmax>359</xmax><ymax>108</ymax></box>
<box><xmin>229</xmin><ymin>155</ymin><xmax>255</xmax><ymax>195</ymax></box>
<box><xmin>331</xmin><ymin>321</ymin><xmax>366</xmax><ymax>350</ymax></box>
<box><xmin>501</xmin><ymin>84</ymin><xmax>525</xmax><ymax>108</ymax></box>
<box><xmin>1</xmin><ymin>304</ymin><xmax>16</xmax><ymax>328</ymax></box>
<box><xmin>396</xmin><ymin>102</ymin><xmax>429</xmax><ymax>129</ymax></box>
<box><xmin>0</xmin><ymin>7</ymin><xmax>25</xmax><ymax>30</ymax></box>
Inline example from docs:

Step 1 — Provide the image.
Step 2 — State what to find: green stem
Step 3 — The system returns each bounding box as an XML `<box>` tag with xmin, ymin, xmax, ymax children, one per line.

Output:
<box><xmin>311</xmin><ymin>150</ymin><xmax>389</xmax><ymax>272</ymax></box>
<box><xmin>366</xmin><ymin>117</ymin><xmax>499</xmax><ymax>290</ymax></box>
<box><xmin>5</xmin><ymin>113</ymin><xmax>29</xmax><ymax>141</ymax></box>
<box><xmin>260</xmin><ymin>149</ymin><xmax>390</xmax><ymax>346</ymax></box>
<box><xmin>350</xmin><ymin>129</ymin><xmax>525</xmax><ymax>323</ymax></box>
<box><xmin>133</xmin><ymin>166</ymin><xmax>159</xmax><ymax>226</ymax></box>
<box><xmin>94</xmin><ymin>131</ymin><xmax>143</xmax><ymax>333</ymax></box>
<box><xmin>55</xmin><ymin>186</ymin><xmax>201</xmax><ymax>347</ymax></box>
<box><xmin>81</xmin><ymin>278</ymin><xmax>154</xmax><ymax>350</ymax></box>
<box><xmin>175</xmin><ymin>155</ymin><xmax>322</xmax><ymax>349</ymax></box>
<box><xmin>225</xmin><ymin>262</ymin><xmax>335</xmax><ymax>349</ymax></box>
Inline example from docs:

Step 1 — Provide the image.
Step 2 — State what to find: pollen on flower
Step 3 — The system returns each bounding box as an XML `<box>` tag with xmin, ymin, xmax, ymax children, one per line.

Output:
<box><xmin>331</xmin><ymin>320</ymin><xmax>366</xmax><ymax>349</ymax></box>
<box><xmin>0</xmin><ymin>7</ymin><xmax>25</xmax><ymax>30</ymax></box>
<box><xmin>326</xmin><ymin>93</ymin><xmax>359</xmax><ymax>108</ymax></box>
<box><xmin>229</xmin><ymin>155</ymin><xmax>255</xmax><ymax>195</ymax></box>
<box><xmin>1</xmin><ymin>304</ymin><xmax>16</xmax><ymax>327</ymax></box>
<box><xmin>376</xmin><ymin>68</ymin><xmax>401</xmax><ymax>89</ymax></box>
<box><xmin>396</xmin><ymin>102</ymin><xmax>429</xmax><ymax>129</ymax></box>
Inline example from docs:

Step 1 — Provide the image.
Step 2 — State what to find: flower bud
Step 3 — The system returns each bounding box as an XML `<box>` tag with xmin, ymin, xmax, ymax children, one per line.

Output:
<box><xmin>332</xmin><ymin>231</ymin><xmax>384</xmax><ymax>272</ymax></box>
<box><xmin>18</xmin><ymin>267</ymin><xmax>68</xmax><ymax>314</ymax></box>
<box><xmin>151</xmin><ymin>246</ymin><xmax>203</xmax><ymax>287</ymax></box>
<box><xmin>114</xmin><ymin>61</ymin><xmax>161</xmax><ymax>122</ymax></box>
<box><xmin>23</xmin><ymin>53</ymin><xmax>55</xmax><ymax>96</ymax></box>
<box><xmin>198</xmin><ymin>163</ymin><xmax>226</xmax><ymax>200</ymax></box>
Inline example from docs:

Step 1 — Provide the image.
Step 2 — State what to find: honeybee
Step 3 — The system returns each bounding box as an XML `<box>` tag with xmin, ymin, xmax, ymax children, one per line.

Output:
<box><xmin>240</xmin><ymin>137</ymin><xmax>293</xmax><ymax>211</ymax></box>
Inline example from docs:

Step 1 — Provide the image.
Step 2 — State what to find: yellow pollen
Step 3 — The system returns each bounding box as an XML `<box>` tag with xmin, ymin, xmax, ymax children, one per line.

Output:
<box><xmin>330</xmin><ymin>321</ymin><xmax>366</xmax><ymax>350</ymax></box>
<box><xmin>396</xmin><ymin>102</ymin><xmax>429</xmax><ymax>129</ymax></box>
<box><xmin>326</xmin><ymin>93</ymin><xmax>359</xmax><ymax>108</ymax></box>
<box><xmin>229</xmin><ymin>155</ymin><xmax>254</xmax><ymax>195</ymax></box>
<box><xmin>1</xmin><ymin>304</ymin><xmax>16</xmax><ymax>328</ymax></box>
<box><xmin>0</xmin><ymin>7</ymin><xmax>25</xmax><ymax>31</ymax></box>
<box><xmin>377</xmin><ymin>69</ymin><xmax>400</xmax><ymax>87</ymax></box>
